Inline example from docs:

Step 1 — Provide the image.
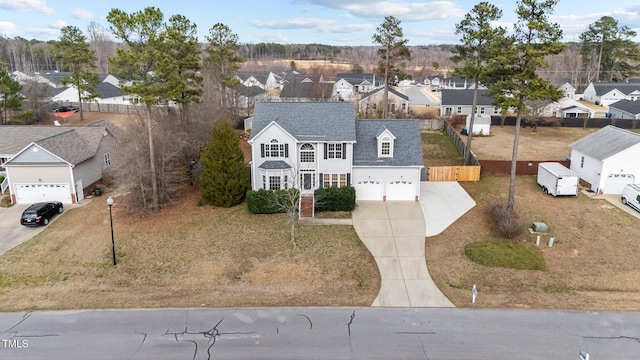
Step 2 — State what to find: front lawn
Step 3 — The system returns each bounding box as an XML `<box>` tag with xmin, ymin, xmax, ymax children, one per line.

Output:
<box><xmin>0</xmin><ymin>188</ymin><xmax>379</xmax><ymax>311</ymax></box>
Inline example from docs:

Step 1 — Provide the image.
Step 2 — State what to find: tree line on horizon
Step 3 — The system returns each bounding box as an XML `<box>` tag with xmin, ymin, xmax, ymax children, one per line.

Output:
<box><xmin>0</xmin><ymin>14</ymin><xmax>638</xmax><ymax>90</ymax></box>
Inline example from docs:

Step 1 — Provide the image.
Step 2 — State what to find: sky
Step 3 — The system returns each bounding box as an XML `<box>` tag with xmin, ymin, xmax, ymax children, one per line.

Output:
<box><xmin>1</xmin><ymin>0</ymin><xmax>639</xmax><ymax>46</ymax></box>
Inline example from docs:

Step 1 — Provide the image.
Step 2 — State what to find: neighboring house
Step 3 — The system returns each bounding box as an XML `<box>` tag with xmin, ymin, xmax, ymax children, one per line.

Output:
<box><xmin>358</xmin><ymin>87</ymin><xmax>410</xmax><ymax>117</ymax></box>
<box><xmin>559</xmin><ymin>82</ymin><xmax>577</xmax><ymax>99</ymax></box>
<box><xmin>247</xmin><ymin>102</ymin><xmax>424</xmax><ymax>202</ymax></box>
<box><xmin>234</xmin><ymin>71</ymin><xmax>280</xmax><ymax>91</ymax></box>
<box><xmin>569</xmin><ymin>125</ymin><xmax>640</xmax><ymax>194</ymax></box>
<box><xmin>583</xmin><ymin>82</ymin><xmax>640</xmax><ymax>107</ymax></box>
<box><xmin>550</xmin><ymin>78</ymin><xmax>577</xmax><ymax>99</ymax></box>
<box><xmin>233</xmin><ymin>83</ymin><xmax>267</xmax><ymax>111</ymax></box>
<box><xmin>1</xmin><ymin>120</ymin><xmax>118</xmax><ymax>204</ymax></box>
<box><xmin>335</xmin><ymin>73</ymin><xmax>379</xmax><ymax>94</ymax></box>
<box><xmin>608</xmin><ymin>99</ymin><xmax>640</xmax><ymax>120</ymax></box>
<box><xmin>440</xmin><ymin>76</ymin><xmax>468</xmax><ymax>90</ymax></box>
<box><xmin>538</xmin><ymin>97</ymin><xmax>594</xmax><ymax>118</ymax></box>
<box><xmin>332</xmin><ymin>78</ymin><xmax>357</xmax><ymax>100</ymax></box>
<box><xmin>424</xmin><ymin>75</ymin><xmax>442</xmax><ymax>89</ymax></box>
<box><xmin>279</xmin><ymin>81</ymin><xmax>335</xmax><ymax>102</ymax></box>
<box><xmin>440</xmin><ymin>89</ymin><xmax>500</xmax><ymax>116</ymax></box>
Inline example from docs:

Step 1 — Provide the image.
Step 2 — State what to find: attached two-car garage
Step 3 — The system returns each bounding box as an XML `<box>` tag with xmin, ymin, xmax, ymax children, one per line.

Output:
<box><xmin>14</xmin><ymin>183</ymin><xmax>73</xmax><ymax>204</ymax></box>
<box><xmin>353</xmin><ymin>178</ymin><xmax>418</xmax><ymax>201</ymax></box>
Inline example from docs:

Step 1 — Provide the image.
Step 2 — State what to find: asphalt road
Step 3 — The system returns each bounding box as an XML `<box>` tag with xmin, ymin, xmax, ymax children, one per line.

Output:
<box><xmin>1</xmin><ymin>308</ymin><xmax>638</xmax><ymax>359</ymax></box>
<box><xmin>403</xmin><ymin>85</ymin><xmax>440</xmax><ymax>106</ymax></box>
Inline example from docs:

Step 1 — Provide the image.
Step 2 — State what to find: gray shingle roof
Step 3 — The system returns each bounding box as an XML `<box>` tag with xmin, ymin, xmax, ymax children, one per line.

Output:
<box><xmin>360</xmin><ymin>87</ymin><xmax>409</xmax><ymax>101</ymax></box>
<box><xmin>336</xmin><ymin>73</ymin><xmax>376</xmax><ymax>84</ymax></box>
<box><xmin>95</xmin><ymin>82</ymin><xmax>122</xmax><ymax>98</ymax></box>
<box><xmin>279</xmin><ymin>82</ymin><xmax>333</xmax><ymax>100</ymax></box>
<box><xmin>592</xmin><ymin>82</ymin><xmax>640</xmax><ymax>96</ymax></box>
<box><xmin>250</xmin><ymin>102</ymin><xmax>356</xmax><ymax>142</ymax></box>
<box><xmin>353</xmin><ymin>119</ymin><xmax>423</xmax><ymax>167</ymax></box>
<box><xmin>441</xmin><ymin>89</ymin><xmax>494</xmax><ymax>106</ymax></box>
<box><xmin>0</xmin><ymin>122</ymin><xmax>112</xmax><ymax>165</ymax></box>
<box><xmin>258</xmin><ymin>160</ymin><xmax>291</xmax><ymax>169</ymax></box>
<box><xmin>569</xmin><ymin>125</ymin><xmax>640</xmax><ymax>160</ymax></box>
<box><xmin>609</xmin><ymin>99</ymin><xmax>640</xmax><ymax>115</ymax></box>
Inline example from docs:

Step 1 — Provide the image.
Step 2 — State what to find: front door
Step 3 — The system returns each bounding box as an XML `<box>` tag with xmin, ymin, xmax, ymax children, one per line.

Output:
<box><xmin>303</xmin><ymin>173</ymin><xmax>313</xmax><ymax>190</ymax></box>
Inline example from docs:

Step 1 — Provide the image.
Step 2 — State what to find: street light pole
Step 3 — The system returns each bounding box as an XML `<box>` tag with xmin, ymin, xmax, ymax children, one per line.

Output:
<box><xmin>107</xmin><ymin>196</ymin><xmax>116</xmax><ymax>266</ymax></box>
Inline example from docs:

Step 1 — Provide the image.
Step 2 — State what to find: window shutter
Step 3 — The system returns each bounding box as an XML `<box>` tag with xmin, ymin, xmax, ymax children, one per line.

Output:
<box><xmin>342</xmin><ymin>143</ymin><xmax>347</xmax><ymax>159</ymax></box>
<box><xmin>284</xmin><ymin>144</ymin><xmax>289</xmax><ymax>157</ymax></box>
<box><xmin>346</xmin><ymin>173</ymin><xmax>351</xmax><ymax>186</ymax></box>
<box><xmin>319</xmin><ymin>173</ymin><xmax>324</xmax><ymax>188</ymax></box>
<box><xmin>261</xmin><ymin>144</ymin><xmax>265</xmax><ymax>157</ymax></box>
<box><xmin>324</xmin><ymin>144</ymin><xmax>328</xmax><ymax>159</ymax></box>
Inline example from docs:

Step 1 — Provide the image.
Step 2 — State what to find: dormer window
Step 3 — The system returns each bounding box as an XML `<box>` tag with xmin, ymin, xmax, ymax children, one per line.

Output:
<box><xmin>377</xmin><ymin>128</ymin><xmax>395</xmax><ymax>158</ymax></box>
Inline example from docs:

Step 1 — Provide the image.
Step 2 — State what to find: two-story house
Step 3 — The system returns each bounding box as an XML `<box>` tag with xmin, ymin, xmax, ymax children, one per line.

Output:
<box><xmin>248</xmin><ymin>102</ymin><xmax>424</xmax><ymax>201</ymax></box>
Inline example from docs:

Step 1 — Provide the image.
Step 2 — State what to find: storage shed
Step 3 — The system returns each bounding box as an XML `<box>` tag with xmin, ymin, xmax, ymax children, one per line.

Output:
<box><xmin>465</xmin><ymin>114</ymin><xmax>491</xmax><ymax>136</ymax></box>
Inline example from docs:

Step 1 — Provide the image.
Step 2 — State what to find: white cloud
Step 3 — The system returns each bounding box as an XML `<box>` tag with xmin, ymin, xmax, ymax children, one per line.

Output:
<box><xmin>71</xmin><ymin>8</ymin><xmax>95</xmax><ymax>20</ymax></box>
<box><xmin>49</xmin><ymin>20</ymin><xmax>66</xmax><ymax>30</ymax></box>
<box><xmin>295</xmin><ymin>0</ymin><xmax>465</xmax><ymax>21</ymax></box>
<box><xmin>0</xmin><ymin>21</ymin><xmax>20</xmax><ymax>37</ymax></box>
<box><xmin>257</xmin><ymin>32</ymin><xmax>289</xmax><ymax>43</ymax></box>
<box><xmin>28</xmin><ymin>27</ymin><xmax>61</xmax><ymax>38</ymax></box>
<box><xmin>327</xmin><ymin>23</ymin><xmax>373</xmax><ymax>33</ymax></box>
<box><xmin>251</xmin><ymin>17</ymin><xmax>336</xmax><ymax>30</ymax></box>
<box><xmin>0</xmin><ymin>0</ymin><xmax>53</xmax><ymax>14</ymax></box>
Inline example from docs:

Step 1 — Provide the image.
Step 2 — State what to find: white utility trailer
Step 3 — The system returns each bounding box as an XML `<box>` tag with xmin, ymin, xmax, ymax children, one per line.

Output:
<box><xmin>537</xmin><ymin>162</ymin><xmax>579</xmax><ymax>196</ymax></box>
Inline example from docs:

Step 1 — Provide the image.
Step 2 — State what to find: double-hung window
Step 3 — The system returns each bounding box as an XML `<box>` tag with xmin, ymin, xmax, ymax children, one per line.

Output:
<box><xmin>327</xmin><ymin>143</ymin><xmax>342</xmax><ymax>159</ymax></box>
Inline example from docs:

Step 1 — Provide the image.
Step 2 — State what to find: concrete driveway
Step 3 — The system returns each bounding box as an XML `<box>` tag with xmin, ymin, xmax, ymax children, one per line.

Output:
<box><xmin>584</xmin><ymin>191</ymin><xmax>640</xmax><ymax>220</ymax></box>
<box><xmin>419</xmin><ymin>182</ymin><xmax>476</xmax><ymax>237</ymax></box>
<box><xmin>352</xmin><ymin>201</ymin><xmax>454</xmax><ymax>307</ymax></box>
<box><xmin>0</xmin><ymin>200</ymin><xmax>88</xmax><ymax>256</ymax></box>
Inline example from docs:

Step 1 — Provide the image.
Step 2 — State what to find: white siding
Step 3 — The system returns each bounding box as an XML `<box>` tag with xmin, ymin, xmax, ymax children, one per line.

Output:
<box><xmin>570</xmin><ymin>144</ymin><xmax>640</xmax><ymax>194</ymax></box>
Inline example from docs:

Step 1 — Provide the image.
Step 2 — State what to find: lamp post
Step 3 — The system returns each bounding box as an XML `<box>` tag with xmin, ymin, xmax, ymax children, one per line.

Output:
<box><xmin>107</xmin><ymin>196</ymin><xmax>116</xmax><ymax>266</ymax></box>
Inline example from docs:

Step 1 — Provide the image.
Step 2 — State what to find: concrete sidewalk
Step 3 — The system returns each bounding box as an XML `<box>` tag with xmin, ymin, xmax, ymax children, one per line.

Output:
<box><xmin>352</xmin><ymin>201</ymin><xmax>454</xmax><ymax>307</ymax></box>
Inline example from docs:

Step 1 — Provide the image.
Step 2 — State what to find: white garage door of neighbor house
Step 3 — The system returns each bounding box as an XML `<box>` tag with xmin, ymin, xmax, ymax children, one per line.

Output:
<box><xmin>606</xmin><ymin>174</ymin><xmax>635</xmax><ymax>194</ymax></box>
<box><xmin>355</xmin><ymin>180</ymin><xmax>384</xmax><ymax>201</ymax></box>
<box><xmin>386</xmin><ymin>180</ymin><xmax>416</xmax><ymax>201</ymax></box>
<box><xmin>15</xmin><ymin>183</ymin><xmax>72</xmax><ymax>204</ymax></box>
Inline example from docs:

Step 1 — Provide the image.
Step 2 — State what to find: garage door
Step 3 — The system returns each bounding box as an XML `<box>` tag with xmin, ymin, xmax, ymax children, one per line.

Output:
<box><xmin>605</xmin><ymin>174</ymin><xmax>635</xmax><ymax>194</ymax></box>
<box><xmin>386</xmin><ymin>180</ymin><xmax>416</xmax><ymax>201</ymax></box>
<box><xmin>15</xmin><ymin>183</ymin><xmax>72</xmax><ymax>204</ymax></box>
<box><xmin>355</xmin><ymin>180</ymin><xmax>383</xmax><ymax>201</ymax></box>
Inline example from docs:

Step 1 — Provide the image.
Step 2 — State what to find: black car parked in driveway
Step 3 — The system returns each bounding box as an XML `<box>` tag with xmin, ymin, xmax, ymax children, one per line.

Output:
<box><xmin>20</xmin><ymin>202</ymin><xmax>64</xmax><ymax>226</ymax></box>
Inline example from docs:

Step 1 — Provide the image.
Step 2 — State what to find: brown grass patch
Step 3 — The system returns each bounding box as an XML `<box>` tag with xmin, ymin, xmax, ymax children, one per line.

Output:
<box><xmin>467</xmin><ymin>126</ymin><xmax>598</xmax><ymax>161</ymax></box>
<box><xmin>0</xmin><ymin>187</ymin><xmax>379</xmax><ymax>311</ymax></box>
<box><xmin>426</xmin><ymin>175</ymin><xmax>640</xmax><ymax>311</ymax></box>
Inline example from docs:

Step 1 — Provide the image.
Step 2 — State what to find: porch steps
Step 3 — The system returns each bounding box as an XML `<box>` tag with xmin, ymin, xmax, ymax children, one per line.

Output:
<box><xmin>299</xmin><ymin>195</ymin><xmax>314</xmax><ymax>218</ymax></box>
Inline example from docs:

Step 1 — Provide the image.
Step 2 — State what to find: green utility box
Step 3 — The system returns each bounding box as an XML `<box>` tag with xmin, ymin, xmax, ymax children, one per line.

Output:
<box><xmin>532</xmin><ymin>222</ymin><xmax>548</xmax><ymax>233</ymax></box>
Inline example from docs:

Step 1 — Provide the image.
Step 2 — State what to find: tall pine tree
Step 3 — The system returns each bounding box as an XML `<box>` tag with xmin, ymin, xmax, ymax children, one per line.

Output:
<box><xmin>200</xmin><ymin>120</ymin><xmax>248</xmax><ymax>207</ymax></box>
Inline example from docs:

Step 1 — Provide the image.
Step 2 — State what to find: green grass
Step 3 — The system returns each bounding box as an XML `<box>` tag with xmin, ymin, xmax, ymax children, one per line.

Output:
<box><xmin>464</xmin><ymin>240</ymin><xmax>546</xmax><ymax>270</ymax></box>
<box><xmin>421</xmin><ymin>130</ymin><xmax>464</xmax><ymax>165</ymax></box>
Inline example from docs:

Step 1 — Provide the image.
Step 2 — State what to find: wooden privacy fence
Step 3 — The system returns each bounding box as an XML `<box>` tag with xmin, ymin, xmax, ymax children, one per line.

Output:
<box><xmin>479</xmin><ymin>160</ymin><xmax>571</xmax><ymax>176</ymax></box>
<box><xmin>426</xmin><ymin>166</ymin><xmax>481</xmax><ymax>181</ymax></box>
